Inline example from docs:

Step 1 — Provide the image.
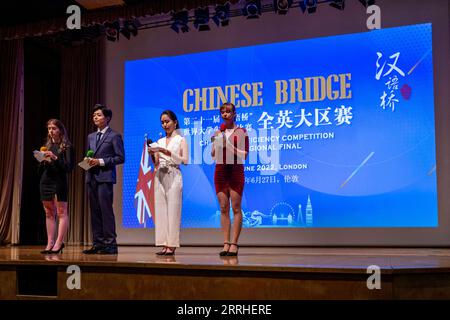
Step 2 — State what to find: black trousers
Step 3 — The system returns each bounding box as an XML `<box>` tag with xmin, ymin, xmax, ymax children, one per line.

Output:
<box><xmin>87</xmin><ymin>180</ymin><xmax>117</xmax><ymax>247</ymax></box>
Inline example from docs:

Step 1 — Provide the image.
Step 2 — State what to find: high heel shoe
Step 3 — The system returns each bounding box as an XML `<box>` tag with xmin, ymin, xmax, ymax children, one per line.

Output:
<box><xmin>49</xmin><ymin>243</ymin><xmax>65</xmax><ymax>254</ymax></box>
<box><xmin>40</xmin><ymin>246</ymin><xmax>54</xmax><ymax>254</ymax></box>
<box><xmin>156</xmin><ymin>247</ymin><xmax>167</xmax><ymax>255</ymax></box>
<box><xmin>219</xmin><ymin>242</ymin><xmax>230</xmax><ymax>256</ymax></box>
<box><xmin>165</xmin><ymin>247</ymin><xmax>176</xmax><ymax>256</ymax></box>
<box><xmin>226</xmin><ymin>243</ymin><xmax>239</xmax><ymax>256</ymax></box>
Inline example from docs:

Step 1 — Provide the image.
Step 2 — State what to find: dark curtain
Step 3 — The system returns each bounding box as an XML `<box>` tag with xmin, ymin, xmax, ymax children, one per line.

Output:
<box><xmin>19</xmin><ymin>39</ymin><xmax>61</xmax><ymax>245</ymax></box>
<box><xmin>0</xmin><ymin>39</ymin><xmax>24</xmax><ymax>244</ymax></box>
<box><xmin>60</xmin><ymin>39</ymin><xmax>104</xmax><ymax>245</ymax></box>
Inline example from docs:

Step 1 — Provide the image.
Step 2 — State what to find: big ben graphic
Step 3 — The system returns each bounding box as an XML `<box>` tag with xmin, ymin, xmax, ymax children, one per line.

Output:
<box><xmin>306</xmin><ymin>195</ymin><xmax>313</xmax><ymax>227</ymax></box>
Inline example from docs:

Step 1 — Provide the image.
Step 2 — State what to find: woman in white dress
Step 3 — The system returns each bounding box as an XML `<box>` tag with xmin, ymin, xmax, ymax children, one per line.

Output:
<box><xmin>148</xmin><ymin>110</ymin><xmax>188</xmax><ymax>255</ymax></box>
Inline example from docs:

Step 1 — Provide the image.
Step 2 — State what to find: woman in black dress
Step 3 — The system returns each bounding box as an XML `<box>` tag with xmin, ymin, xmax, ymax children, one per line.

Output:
<box><xmin>38</xmin><ymin>119</ymin><xmax>74</xmax><ymax>254</ymax></box>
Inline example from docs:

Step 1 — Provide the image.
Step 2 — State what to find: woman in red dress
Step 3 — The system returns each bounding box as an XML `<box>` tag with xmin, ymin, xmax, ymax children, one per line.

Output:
<box><xmin>211</xmin><ymin>102</ymin><xmax>249</xmax><ymax>256</ymax></box>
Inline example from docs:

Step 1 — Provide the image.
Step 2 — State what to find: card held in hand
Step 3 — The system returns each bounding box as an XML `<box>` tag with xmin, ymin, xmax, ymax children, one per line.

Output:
<box><xmin>78</xmin><ymin>157</ymin><xmax>94</xmax><ymax>171</ymax></box>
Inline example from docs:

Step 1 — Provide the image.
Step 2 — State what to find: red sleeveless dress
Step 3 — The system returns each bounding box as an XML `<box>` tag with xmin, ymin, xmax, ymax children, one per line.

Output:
<box><xmin>214</xmin><ymin>127</ymin><xmax>249</xmax><ymax>196</ymax></box>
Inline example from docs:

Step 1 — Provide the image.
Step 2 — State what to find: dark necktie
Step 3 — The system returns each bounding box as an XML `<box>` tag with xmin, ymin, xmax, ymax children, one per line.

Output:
<box><xmin>96</xmin><ymin>132</ymin><xmax>102</xmax><ymax>147</ymax></box>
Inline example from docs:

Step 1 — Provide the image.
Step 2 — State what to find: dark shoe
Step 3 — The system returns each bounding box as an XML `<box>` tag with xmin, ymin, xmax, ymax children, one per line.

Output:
<box><xmin>226</xmin><ymin>243</ymin><xmax>239</xmax><ymax>256</ymax></box>
<box><xmin>40</xmin><ymin>247</ymin><xmax>53</xmax><ymax>254</ymax></box>
<box><xmin>82</xmin><ymin>245</ymin><xmax>103</xmax><ymax>254</ymax></box>
<box><xmin>49</xmin><ymin>243</ymin><xmax>65</xmax><ymax>254</ymax></box>
<box><xmin>156</xmin><ymin>247</ymin><xmax>167</xmax><ymax>255</ymax></box>
<box><xmin>97</xmin><ymin>246</ymin><xmax>118</xmax><ymax>255</ymax></box>
<box><xmin>219</xmin><ymin>242</ymin><xmax>230</xmax><ymax>257</ymax></box>
<box><xmin>165</xmin><ymin>247</ymin><xmax>176</xmax><ymax>256</ymax></box>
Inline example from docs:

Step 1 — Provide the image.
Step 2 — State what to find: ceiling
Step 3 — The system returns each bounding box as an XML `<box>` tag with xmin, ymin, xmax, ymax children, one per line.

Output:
<box><xmin>0</xmin><ymin>0</ymin><xmax>145</xmax><ymax>27</ymax></box>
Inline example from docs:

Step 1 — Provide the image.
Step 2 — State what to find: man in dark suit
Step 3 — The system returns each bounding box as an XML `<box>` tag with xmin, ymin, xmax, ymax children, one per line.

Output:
<box><xmin>83</xmin><ymin>104</ymin><xmax>125</xmax><ymax>254</ymax></box>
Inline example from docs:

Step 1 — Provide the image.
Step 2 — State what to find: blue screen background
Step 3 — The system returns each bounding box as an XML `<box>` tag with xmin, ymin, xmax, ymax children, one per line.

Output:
<box><xmin>123</xmin><ymin>23</ymin><xmax>437</xmax><ymax>228</ymax></box>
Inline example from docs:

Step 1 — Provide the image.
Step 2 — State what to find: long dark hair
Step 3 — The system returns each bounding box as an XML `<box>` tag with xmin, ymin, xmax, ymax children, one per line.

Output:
<box><xmin>160</xmin><ymin>110</ymin><xmax>180</xmax><ymax>129</ymax></box>
<box><xmin>45</xmin><ymin>119</ymin><xmax>71</xmax><ymax>151</ymax></box>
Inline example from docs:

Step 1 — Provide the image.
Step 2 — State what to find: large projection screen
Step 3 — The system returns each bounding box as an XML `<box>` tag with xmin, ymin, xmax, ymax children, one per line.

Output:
<box><xmin>104</xmin><ymin>0</ymin><xmax>450</xmax><ymax>246</ymax></box>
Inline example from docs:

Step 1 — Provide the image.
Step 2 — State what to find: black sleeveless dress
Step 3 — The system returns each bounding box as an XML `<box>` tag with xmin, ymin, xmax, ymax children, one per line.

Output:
<box><xmin>38</xmin><ymin>143</ymin><xmax>75</xmax><ymax>202</ymax></box>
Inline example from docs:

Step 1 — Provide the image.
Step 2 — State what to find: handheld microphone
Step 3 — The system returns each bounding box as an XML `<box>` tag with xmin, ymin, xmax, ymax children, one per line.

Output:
<box><xmin>145</xmin><ymin>133</ymin><xmax>157</xmax><ymax>148</ymax></box>
<box><xmin>211</xmin><ymin>124</ymin><xmax>227</xmax><ymax>142</ymax></box>
<box><xmin>86</xmin><ymin>150</ymin><xmax>94</xmax><ymax>158</ymax></box>
<box><xmin>144</xmin><ymin>133</ymin><xmax>153</xmax><ymax>147</ymax></box>
<box><xmin>37</xmin><ymin>146</ymin><xmax>50</xmax><ymax>163</ymax></box>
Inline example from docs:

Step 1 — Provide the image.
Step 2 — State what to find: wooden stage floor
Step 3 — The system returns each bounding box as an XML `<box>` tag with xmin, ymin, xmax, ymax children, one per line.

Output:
<box><xmin>1</xmin><ymin>245</ymin><xmax>450</xmax><ymax>299</ymax></box>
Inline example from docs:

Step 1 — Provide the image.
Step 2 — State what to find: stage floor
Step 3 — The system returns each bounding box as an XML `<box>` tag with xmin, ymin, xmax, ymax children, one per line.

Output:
<box><xmin>1</xmin><ymin>246</ymin><xmax>450</xmax><ymax>299</ymax></box>
<box><xmin>1</xmin><ymin>245</ymin><xmax>450</xmax><ymax>271</ymax></box>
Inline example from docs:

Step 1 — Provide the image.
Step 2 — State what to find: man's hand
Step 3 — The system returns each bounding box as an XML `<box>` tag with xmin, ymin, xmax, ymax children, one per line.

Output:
<box><xmin>88</xmin><ymin>158</ymin><xmax>100</xmax><ymax>166</ymax></box>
